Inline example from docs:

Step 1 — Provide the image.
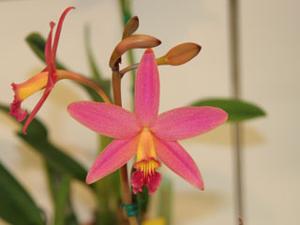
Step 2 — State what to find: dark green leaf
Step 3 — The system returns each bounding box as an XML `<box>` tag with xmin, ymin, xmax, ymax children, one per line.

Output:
<box><xmin>0</xmin><ymin>103</ymin><xmax>88</xmax><ymax>183</ymax></box>
<box><xmin>0</xmin><ymin>104</ymin><xmax>79</xmax><ymax>225</ymax></box>
<box><xmin>0</xmin><ymin>161</ymin><xmax>45</xmax><ymax>225</ymax></box>
<box><xmin>191</xmin><ymin>98</ymin><xmax>266</xmax><ymax>122</ymax></box>
<box><xmin>17</xmin><ymin>132</ymin><xmax>87</xmax><ymax>183</ymax></box>
<box><xmin>0</xmin><ymin>104</ymin><xmax>9</xmax><ymax>113</ymax></box>
<box><xmin>45</xmin><ymin>165</ymin><xmax>78</xmax><ymax>225</ymax></box>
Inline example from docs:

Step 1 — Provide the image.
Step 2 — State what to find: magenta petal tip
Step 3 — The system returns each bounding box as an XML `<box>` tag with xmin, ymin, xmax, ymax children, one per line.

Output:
<box><xmin>85</xmin><ymin>173</ymin><xmax>96</xmax><ymax>184</ymax></box>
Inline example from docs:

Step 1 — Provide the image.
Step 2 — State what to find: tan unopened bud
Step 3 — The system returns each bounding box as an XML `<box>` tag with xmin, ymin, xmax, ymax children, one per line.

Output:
<box><xmin>122</xmin><ymin>16</ymin><xmax>139</xmax><ymax>39</ymax></box>
<box><xmin>158</xmin><ymin>42</ymin><xmax>201</xmax><ymax>66</ymax></box>
<box><xmin>109</xmin><ymin>34</ymin><xmax>161</xmax><ymax>68</ymax></box>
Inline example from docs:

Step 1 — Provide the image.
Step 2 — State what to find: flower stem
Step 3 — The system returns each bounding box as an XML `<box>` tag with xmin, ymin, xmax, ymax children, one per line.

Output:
<box><xmin>57</xmin><ymin>70</ymin><xmax>111</xmax><ymax>103</ymax></box>
<box><xmin>120</xmin><ymin>63</ymin><xmax>138</xmax><ymax>77</ymax></box>
<box><xmin>112</xmin><ymin>68</ymin><xmax>138</xmax><ymax>225</ymax></box>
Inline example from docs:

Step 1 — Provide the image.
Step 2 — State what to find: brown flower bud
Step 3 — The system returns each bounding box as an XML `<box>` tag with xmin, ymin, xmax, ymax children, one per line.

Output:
<box><xmin>109</xmin><ymin>34</ymin><xmax>161</xmax><ymax>69</ymax></box>
<box><xmin>122</xmin><ymin>16</ymin><xmax>139</xmax><ymax>39</ymax></box>
<box><xmin>158</xmin><ymin>42</ymin><xmax>201</xmax><ymax>66</ymax></box>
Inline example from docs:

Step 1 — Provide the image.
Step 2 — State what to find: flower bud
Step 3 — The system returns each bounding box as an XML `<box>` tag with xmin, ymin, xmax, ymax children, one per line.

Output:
<box><xmin>109</xmin><ymin>34</ymin><xmax>161</xmax><ymax>69</ymax></box>
<box><xmin>122</xmin><ymin>16</ymin><xmax>139</xmax><ymax>39</ymax></box>
<box><xmin>157</xmin><ymin>42</ymin><xmax>201</xmax><ymax>66</ymax></box>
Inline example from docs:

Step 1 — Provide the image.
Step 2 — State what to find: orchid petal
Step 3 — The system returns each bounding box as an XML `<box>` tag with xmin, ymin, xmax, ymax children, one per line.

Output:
<box><xmin>68</xmin><ymin>101</ymin><xmax>140</xmax><ymax>139</ymax></box>
<box><xmin>52</xmin><ymin>7</ymin><xmax>74</xmax><ymax>57</ymax></box>
<box><xmin>22</xmin><ymin>88</ymin><xmax>52</xmax><ymax>134</ymax></box>
<box><xmin>154</xmin><ymin>138</ymin><xmax>204</xmax><ymax>190</ymax></box>
<box><xmin>10</xmin><ymin>91</ymin><xmax>27</xmax><ymax>122</ymax></box>
<box><xmin>152</xmin><ymin>106</ymin><xmax>228</xmax><ymax>141</ymax></box>
<box><xmin>135</xmin><ymin>49</ymin><xmax>160</xmax><ymax>126</ymax></box>
<box><xmin>45</xmin><ymin>21</ymin><xmax>56</xmax><ymax>84</ymax></box>
<box><xmin>86</xmin><ymin>138</ymin><xmax>138</xmax><ymax>184</ymax></box>
<box><xmin>22</xmin><ymin>23</ymin><xmax>56</xmax><ymax>134</ymax></box>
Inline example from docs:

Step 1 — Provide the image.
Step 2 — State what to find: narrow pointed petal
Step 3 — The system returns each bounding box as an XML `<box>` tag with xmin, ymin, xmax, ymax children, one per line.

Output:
<box><xmin>68</xmin><ymin>101</ymin><xmax>140</xmax><ymax>139</ymax></box>
<box><xmin>52</xmin><ymin>7</ymin><xmax>75</xmax><ymax>57</ymax></box>
<box><xmin>152</xmin><ymin>106</ymin><xmax>228</xmax><ymax>141</ymax></box>
<box><xmin>45</xmin><ymin>22</ymin><xmax>56</xmax><ymax>83</ymax></box>
<box><xmin>22</xmin><ymin>88</ymin><xmax>52</xmax><ymax>134</ymax></box>
<box><xmin>135</xmin><ymin>49</ymin><xmax>160</xmax><ymax>126</ymax></box>
<box><xmin>86</xmin><ymin>138</ymin><xmax>138</xmax><ymax>184</ymax></box>
<box><xmin>154</xmin><ymin>138</ymin><xmax>204</xmax><ymax>190</ymax></box>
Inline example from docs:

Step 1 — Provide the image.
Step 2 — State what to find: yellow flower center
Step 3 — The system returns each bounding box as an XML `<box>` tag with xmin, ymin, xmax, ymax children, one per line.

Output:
<box><xmin>134</xmin><ymin>128</ymin><xmax>160</xmax><ymax>175</ymax></box>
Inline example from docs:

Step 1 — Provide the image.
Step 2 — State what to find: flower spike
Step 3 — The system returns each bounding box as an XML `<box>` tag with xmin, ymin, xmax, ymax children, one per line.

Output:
<box><xmin>68</xmin><ymin>48</ymin><xmax>228</xmax><ymax>194</ymax></box>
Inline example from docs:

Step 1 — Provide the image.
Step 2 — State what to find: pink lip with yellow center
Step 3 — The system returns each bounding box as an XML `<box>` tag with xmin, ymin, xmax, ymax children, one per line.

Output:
<box><xmin>132</xmin><ymin>128</ymin><xmax>161</xmax><ymax>193</ymax></box>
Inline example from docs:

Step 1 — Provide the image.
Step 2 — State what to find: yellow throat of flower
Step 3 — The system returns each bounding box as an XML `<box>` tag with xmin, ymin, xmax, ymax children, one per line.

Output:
<box><xmin>13</xmin><ymin>72</ymin><xmax>49</xmax><ymax>101</ymax></box>
<box><xmin>135</xmin><ymin>128</ymin><xmax>160</xmax><ymax>175</ymax></box>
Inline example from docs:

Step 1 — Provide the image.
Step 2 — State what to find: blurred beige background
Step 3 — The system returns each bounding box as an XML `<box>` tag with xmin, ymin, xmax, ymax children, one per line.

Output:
<box><xmin>0</xmin><ymin>0</ymin><xmax>299</xmax><ymax>225</ymax></box>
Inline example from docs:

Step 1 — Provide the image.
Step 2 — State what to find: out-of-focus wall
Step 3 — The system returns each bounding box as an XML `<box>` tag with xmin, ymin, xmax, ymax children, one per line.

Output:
<box><xmin>0</xmin><ymin>1</ymin><xmax>299</xmax><ymax>225</ymax></box>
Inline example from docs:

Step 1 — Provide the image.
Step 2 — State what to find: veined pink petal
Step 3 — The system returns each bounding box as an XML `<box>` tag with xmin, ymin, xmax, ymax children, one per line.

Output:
<box><xmin>86</xmin><ymin>138</ymin><xmax>138</xmax><ymax>184</ymax></box>
<box><xmin>134</xmin><ymin>49</ymin><xmax>160</xmax><ymax>126</ymax></box>
<box><xmin>151</xmin><ymin>106</ymin><xmax>228</xmax><ymax>141</ymax></box>
<box><xmin>154</xmin><ymin>138</ymin><xmax>204</xmax><ymax>190</ymax></box>
<box><xmin>68</xmin><ymin>101</ymin><xmax>140</xmax><ymax>139</ymax></box>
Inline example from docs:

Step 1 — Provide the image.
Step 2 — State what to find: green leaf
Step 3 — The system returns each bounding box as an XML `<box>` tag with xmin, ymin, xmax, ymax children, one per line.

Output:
<box><xmin>0</xmin><ymin>161</ymin><xmax>45</xmax><ymax>225</ymax></box>
<box><xmin>157</xmin><ymin>177</ymin><xmax>173</xmax><ymax>225</ymax></box>
<box><xmin>191</xmin><ymin>98</ymin><xmax>266</xmax><ymax>122</ymax></box>
<box><xmin>0</xmin><ymin>104</ymin><xmax>88</xmax><ymax>183</ymax></box>
<box><xmin>1</xmin><ymin>103</ymin><xmax>80</xmax><ymax>225</ymax></box>
<box><xmin>84</xmin><ymin>25</ymin><xmax>102</xmax><ymax>82</ymax></box>
<box><xmin>26</xmin><ymin>33</ymin><xmax>66</xmax><ymax>70</ymax></box>
<box><xmin>84</xmin><ymin>25</ymin><xmax>111</xmax><ymax>96</ymax></box>
<box><xmin>46</xmin><ymin>164</ymin><xmax>79</xmax><ymax>225</ymax></box>
<box><xmin>1</xmin><ymin>103</ymin><xmax>79</xmax><ymax>225</ymax></box>
<box><xmin>17</xmin><ymin>131</ymin><xmax>87</xmax><ymax>183</ymax></box>
<box><xmin>0</xmin><ymin>104</ymin><xmax>9</xmax><ymax>113</ymax></box>
<box><xmin>118</xmin><ymin>0</ymin><xmax>133</xmax><ymax>25</ymax></box>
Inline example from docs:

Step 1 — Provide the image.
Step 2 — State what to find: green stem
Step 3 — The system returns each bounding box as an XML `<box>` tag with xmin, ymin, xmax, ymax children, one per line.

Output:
<box><xmin>127</xmin><ymin>50</ymin><xmax>136</xmax><ymax>96</ymax></box>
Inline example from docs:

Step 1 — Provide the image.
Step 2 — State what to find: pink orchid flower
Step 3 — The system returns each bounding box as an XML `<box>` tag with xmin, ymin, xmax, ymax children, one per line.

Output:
<box><xmin>10</xmin><ymin>7</ymin><xmax>74</xmax><ymax>134</ymax></box>
<box><xmin>68</xmin><ymin>49</ymin><xmax>228</xmax><ymax>194</ymax></box>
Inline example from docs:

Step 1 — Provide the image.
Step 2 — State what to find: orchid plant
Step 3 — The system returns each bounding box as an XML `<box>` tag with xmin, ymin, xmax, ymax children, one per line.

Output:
<box><xmin>0</xmin><ymin>4</ymin><xmax>266</xmax><ymax>225</ymax></box>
